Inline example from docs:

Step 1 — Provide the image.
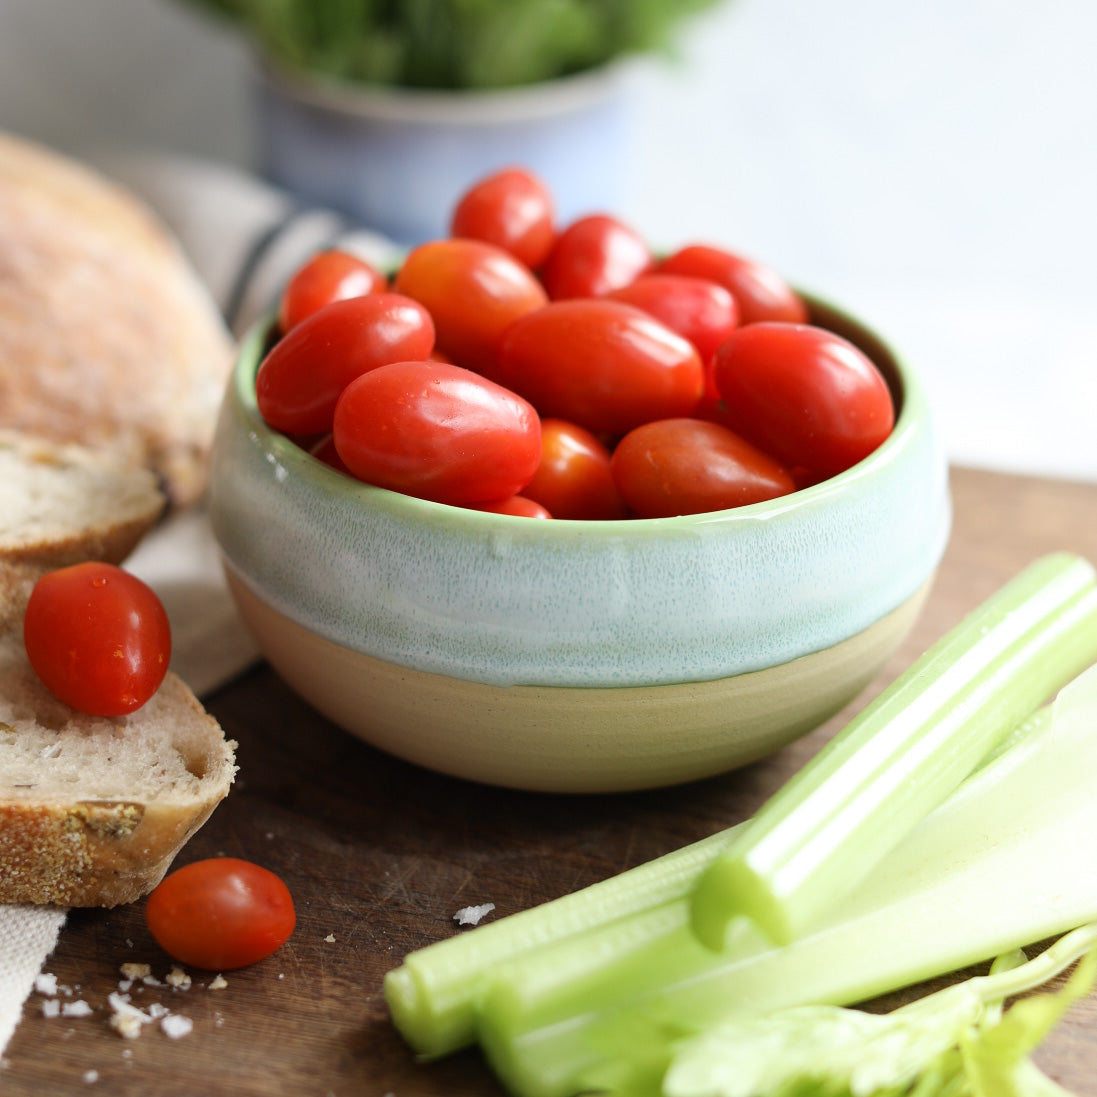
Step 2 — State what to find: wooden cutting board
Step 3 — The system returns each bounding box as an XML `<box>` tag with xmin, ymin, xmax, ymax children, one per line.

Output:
<box><xmin>4</xmin><ymin>465</ymin><xmax>1097</xmax><ymax>1096</ymax></box>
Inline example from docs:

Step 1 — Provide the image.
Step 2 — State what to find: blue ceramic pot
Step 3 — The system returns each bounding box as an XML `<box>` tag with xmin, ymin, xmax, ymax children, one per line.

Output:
<box><xmin>255</xmin><ymin>62</ymin><xmax>631</xmax><ymax>245</ymax></box>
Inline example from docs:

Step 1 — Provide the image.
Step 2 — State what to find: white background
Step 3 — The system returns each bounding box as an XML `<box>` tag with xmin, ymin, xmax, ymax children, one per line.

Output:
<box><xmin>0</xmin><ymin>0</ymin><xmax>1094</xmax><ymax>481</ymax></box>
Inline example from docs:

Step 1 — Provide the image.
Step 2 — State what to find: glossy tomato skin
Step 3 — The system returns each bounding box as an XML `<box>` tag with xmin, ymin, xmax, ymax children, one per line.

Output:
<box><xmin>466</xmin><ymin>495</ymin><xmax>553</xmax><ymax>519</ymax></box>
<box><xmin>393</xmin><ymin>238</ymin><xmax>547</xmax><ymax>378</ymax></box>
<box><xmin>450</xmin><ymin>167</ymin><xmax>556</xmax><ymax>271</ymax></box>
<box><xmin>611</xmin><ymin>418</ymin><xmax>796</xmax><ymax>518</ymax></box>
<box><xmin>277</xmin><ymin>249</ymin><xmax>388</xmax><ymax>332</ymax></box>
<box><xmin>539</xmin><ymin>214</ymin><xmax>653</xmax><ymax>300</ymax></box>
<box><xmin>607</xmin><ymin>273</ymin><xmax>740</xmax><ymax>367</ymax></box>
<box><xmin>23</xmin><ymin>562</ymin><xmax>171</xmax><ymax>716</ymax></box>
<box><xmin>522</xmin><ymin>418</ymin><xmax>627</xmax><ymax>521</ymax></box>
<box><xmin>256</xmin><ymin>294</ymin><xmax>436</xmax><ymax>436</ymax></box>
<box><xmin>333</xmin><ymin>360</ymin><xmax>541</xmax><ymax>505</ymax></box>
<box><xmin>658</xmin><ymin>244</ymin><xmax>808</xmax><ymax>326</ymax></box>
<box><xmin>145</xmin><ymin>858</ymin><xmax>296</xmax><ymax>971</ymax></box>
<box><xmin>712</xmin><ymin>322</ymin><xmax>895</xmax><ymax>479</ymax></box>
<box><xmin>497</xmin><ymin>299</ymin><xmax>704</xmax><ymax>436</ymax></box>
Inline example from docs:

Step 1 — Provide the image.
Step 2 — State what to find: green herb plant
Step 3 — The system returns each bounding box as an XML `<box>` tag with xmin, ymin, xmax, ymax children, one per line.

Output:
<box><xmin>178</xmin><ymin>0</ymin><xmax>726</xmax><ymax>90</ymax></box>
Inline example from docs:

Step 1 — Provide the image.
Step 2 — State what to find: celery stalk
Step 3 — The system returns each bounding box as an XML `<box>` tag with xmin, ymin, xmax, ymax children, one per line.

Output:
<box><xmin>690</xmin><ymin>552</ymin><xmax>1097</xmax><ymax>950</ymax></box>
<box><xmin>475</xmin><ymin>664</ymin><xmax>1097</xmax><ymax>1097</ymax></box>
<box><xmin>384</xmin><ymin>829</ymin><xmax>736</xmax><ymax>1057</ymax></box>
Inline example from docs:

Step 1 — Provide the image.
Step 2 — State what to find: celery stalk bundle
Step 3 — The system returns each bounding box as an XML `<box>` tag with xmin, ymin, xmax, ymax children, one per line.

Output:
<box><xmin>384</xmin><ymin>554</ymin><xmax>1097</xmax><ymax>1097</ymax></box>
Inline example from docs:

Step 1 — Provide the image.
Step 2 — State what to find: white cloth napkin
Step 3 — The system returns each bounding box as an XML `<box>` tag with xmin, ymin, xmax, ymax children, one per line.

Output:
<box><xmin>0</xmin><ymin>152</ymin><xmax>399</xmax><ymax>1056</ymax></box>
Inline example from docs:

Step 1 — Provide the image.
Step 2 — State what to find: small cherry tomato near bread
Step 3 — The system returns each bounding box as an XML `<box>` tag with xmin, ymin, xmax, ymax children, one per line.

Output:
<box><xmin>450</xmin><ymin>167</ymin><xmax>556</xmax><ymax>271</ymax></box>
<box><xmin>333</xmin><ymin>360</ymin><xmax>542</xmax><ymax>505</ymax></box>
<box><xmin>23</xmin><ymin>562</ymin><xmax>171</xmax><ymax>717</ymax></box>
<box><xmin>277</xmin><ymin>248</ymin><xmax>388</xmax><ymax>332</ymax></box>
<box><xmin>146</xmin><ymin>858</ymin><xmax>295</xmax><ymax>971</ymax></box>
<box><xmin>658</xmin><ymin>244</ymin><xmax>808</xmax><ymax>326</ymax></box>
<box><xmin>539</xmin><ymin>214</ymin><xmax>652</xmax><ymax>300</ymax></box>
<box><xmin>522</xmin><ymin>419</ymin><xmax>627</xmax><ymax>521</ymax></box>
<box><xmin>611</xmin><ymin>418</ymin><xmax>797</xmax><ymax>518</ymax></box>
<box><xmin>257</xmin><ymin>294</ymin><xmax>436</xmax><ymax>436</ymax></box>
<box><xmin>393</xmin><ymin>238</ymin><xmax>547</xmax><ymax>378</ymax></box>
<box><xmin>497</xmin><ymin>299</ymin><xmax>704</xmax><ymax>436</ymax></box>
<box><xmin>712</xmin><ymin>322</ymin><xmax>895</xmax><ymax>479</ymax></box>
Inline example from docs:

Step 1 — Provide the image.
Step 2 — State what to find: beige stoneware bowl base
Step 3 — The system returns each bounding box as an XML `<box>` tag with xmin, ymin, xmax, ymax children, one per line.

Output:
<box><xmin>226</xmin><ymin>565</ymin><xmax>931</xmax><ymax>793</ymax></box>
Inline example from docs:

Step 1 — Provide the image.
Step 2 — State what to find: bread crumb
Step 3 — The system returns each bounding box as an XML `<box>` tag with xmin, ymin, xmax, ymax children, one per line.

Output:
<box><xmin>324</xmin><ymin>933</ymin><xmax>336</xmax><ymax>943</ymax></box>
<box><xmin>161</xmin><ymin>1014</ymin><xmax>193</xmax><ymax>1039</ymax></box>
<box><xmin>61</xmin><ymin>1001</ymin><xmax>93</xmax><ymax>1018</ymax></box>
<box><xmin>41</xmin><ymin>999</ymin><xmax>61</xmax><ymax>1018</ymax></box>
<box><xmin>165</xmin><ymin>966</ymin><xmax>191</xmax><ymax>989</ymax></box>
<box><xmin>453</xmin><ymin>902</ymin><xmax>495</xmax><ymax>926</ymax></box>
<box><xmin>120</xmin><ymin>963</ymin><xmax>150</xmax><ymax>981</ymax></box>
<box><xmin>208</xmin><ymin>975</ymin><xmax>228</xmax><ymax>990</ymax></box>
<box><xmin>34</xmin><ymin>973</ymin><xmax>58</xmax><ymax>996</ymax></box>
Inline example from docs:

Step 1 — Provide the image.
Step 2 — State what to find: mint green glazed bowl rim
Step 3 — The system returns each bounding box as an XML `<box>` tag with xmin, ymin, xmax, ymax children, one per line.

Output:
<box><xmin>209</xmin><ymin>295</ymin><xmax>951</xmax><ymax>689</ymax></box>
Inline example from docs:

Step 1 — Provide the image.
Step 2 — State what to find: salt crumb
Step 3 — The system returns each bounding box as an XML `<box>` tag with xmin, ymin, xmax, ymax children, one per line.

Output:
<box><xmin>41</xmin><ymin>999</ymin><xmax>61</xmax><ymax>1019</ymax></box>
<box><xmin>453</xmin><ymin>902</ymin><xmax>495</xmax><ymax>926</ymax></box>
<box><xmin>165</xmin><ymin>967</ymin><xmax>191</xmax><ymax>989</ymax></box>
<box><xmin>34</xmin><ymin>973</ymin><xmax>58</xmax><ymax>996</ymax></box>
<box><xmin>120</xmin><ymin>963</ymin><xmax>150</xmax><ymax>981</ymax></box>
<box><xmin>161</xmin><ymin>1014</ymin><xmax>193</xmax><ymax>1039</ymax></box>
<box><xmin>83</xmin><ymin>1069</ymin><xmax>99</xmax><ymax>1084</ymax></box>
<box><xmin>121</xmin><ymin>1049</ymin><xmax>132</xmax><ymax>1060</ymax></box>
<box><xmin>324</xmin><ymin>933</ymin><xmax>336</xmax><ymax>943</ymax></box>
<box><xmin>62</xmin><ymin>1001</ymin><xmax>93</xmax><ymax>1018</ymax></box>
<box><xmin>208</xmin><ymin>975</ymin><xmax>228</xmax><ymax>990</ymax></box>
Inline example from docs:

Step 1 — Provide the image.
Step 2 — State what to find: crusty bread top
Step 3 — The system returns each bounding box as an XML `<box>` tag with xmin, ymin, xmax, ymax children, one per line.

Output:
<box><xmin>0</xmin><ymin>130</ymin><xmax>235</xmax><ymax>509</ymax></box>
<box><xmin>0</xmin><ymin>430</ymin><xmax>166</xmax><ymax>571</ymax></box>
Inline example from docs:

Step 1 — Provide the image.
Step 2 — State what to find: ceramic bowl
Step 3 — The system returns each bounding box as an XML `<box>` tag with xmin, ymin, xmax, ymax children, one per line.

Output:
<box><xmin>208</xmin><ymin>298</ymin><xmax>950</xmax><ymax>793</ymax></box>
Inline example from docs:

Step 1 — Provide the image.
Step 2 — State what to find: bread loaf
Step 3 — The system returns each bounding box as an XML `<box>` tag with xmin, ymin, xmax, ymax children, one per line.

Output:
<box><xmin>0</xmin><ymin>130</ymin><xmax>235</xmax><ymax>509</ymax></box>
<box><xmin>0</xmin><ymin>434</ymin><xmax>236</xmax><ymax>907</ymax></box>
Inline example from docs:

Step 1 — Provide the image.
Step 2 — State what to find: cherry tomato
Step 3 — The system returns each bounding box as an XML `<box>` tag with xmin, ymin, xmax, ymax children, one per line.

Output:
<box><xmin>607</xmin><ymin>273</ymin><xmax>740</xmax><ymax>367</ymax></box>
<box><xmin>450</xmin><ymin>167</ymin><xmax>556</xmax><ymax>271</ymax></box>
<box><xmin>308</xmin><ymin>433</ymin><xmax>352</xmax><ymax>476</ymax></box>
<box><xmin>712</xmin><ymin>322</ymin><xmax>895</xmax><ymax>479</ymax></box>
<box><xmin>277</xmin><ymin>249</ymin><xmax>388</xmax><ymax>332</ymax></box>
<box><xmin>145</xmin><ymin>858</ymin><xmax>295</xmax><ymax>971</ymax></box>
<box><xmin>611</xmin><ymin>418</ymin><xmax>796</xmax><ymax>518</ymax></box>
<box><xmin>466</xmin><ymin>495</ymin><xmax>553</xmax><ymax>519</ymax></box>
<box><xmin>539</xmin><ymin>214</ymin><xmax>652</xmax><ymax>300</ymax></box>
<box><xmin>393</xmin><ymin>239</ymin><xmax>547</xmax><ymax>378</ymax></box>
<box><xmin>256</xmin><ymin>294</ymin><xmax>436</xmax><ymax>436</ymax></box>
<box><xmin>497</xmin><ymin>299</ymin><xmax>704</xmax><ymax>435</ymax></box>
<box><xmin>333</xmin><ymin>360</ymin><xmax>542</xmax><ymax>505</ymax></box>
<box><xmin>658</xmin><ymin>244</ymin><xmax>808</xmax><ymax>326</ymax></box>
<box><xmin>522</xmin><ymin>418</ymin><xmax>627</xmax><ymax>521</ymax></box>
<box><xmin>23</xmin><ymin>562</ymin><xmax>171</xmax><ymax>717</ymax></box>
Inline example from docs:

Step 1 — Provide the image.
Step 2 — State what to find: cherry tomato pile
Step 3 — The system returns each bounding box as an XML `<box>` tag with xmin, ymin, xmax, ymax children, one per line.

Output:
<box><xmin>23</xmin><ymin>562</ymin><xmax>171</xmax><ymax>717</ymax></box>
<box><xmin>257</xmin><ymin>167</ymin><xmax>896</xmax><ymax>519</ymax></box>
<box><xmin>145</xmin><ymin>857</ymin><xmax>296</xmax><ymax>971</ymax></box>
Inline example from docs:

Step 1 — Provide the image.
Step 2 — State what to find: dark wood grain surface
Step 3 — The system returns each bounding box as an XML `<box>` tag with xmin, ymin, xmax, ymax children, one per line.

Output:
<box><xmin>3</xmin><ymin>465</ymin><xmax>1096</xmax><ymax>1096</ymax></box>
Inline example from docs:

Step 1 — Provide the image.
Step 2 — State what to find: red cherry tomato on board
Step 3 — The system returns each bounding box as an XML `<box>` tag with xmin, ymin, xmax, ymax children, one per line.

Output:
<box><xmin>145</xmin><ymin>858</ymin><xmax>295</xmax><ymax>971</ymax></box>
<box><xmin>23</xmin><ymin>562</ymin><xmax>171</xmax><ymax>717</ymax></box>
<box><xmin>539</xmin><ymin>214</ymin><xmax>653</xmax><ymax>300</ymax></box>
<box><xmin>658</xmin><ymin>244</ymin><xmax>808</xmax><ymax>326</ymax></box>
<box><xmin>712</xmin><ymin>322</ymin><xmax>895</xmax><ymax>479</ymax></box>
<box><xmin>611</xmin><ymin>418</ymin><xmax>796</xmax><ymax>518</ymax></box>
<box><xmin>277</xmin><ymin>249</ymin><xmax>388</xmax><ymax>332</ymax></box>
<box><xmin>497</xmin><ymin>299</ymin><xmax>704</xmax><ymax>436</ymax></box>
<box><xmin>607</xmin><ymin>273</ymin><xmax>740</xmax><ymax>367</ymax></box>
<box><xmin>522</xmin><ymin>418</ymin><xmax>627</xmax><ymax>521</ymax></box>
<box><xmin>466</xmin><ymin>495</ymin><xmax>553</xmax><ymax>519</ymax></box>
<box><xmin>256</xmin><ymin>294</ymin><xmax>436</xmax><ymax>436</ymax></box>
<box><xmin>450</xmin><ymin>167</ymin><xmax>556</xmax><ymax>271</ymax></box>
<box><xmin>393</xmin><ymin>238</ymin><xmax>547</xmax><ymax>378</ymax></box>
<box><xmin>333</xmin><ymin>360</ymin><xmax>542</xmax><ymax>505</ymax></box>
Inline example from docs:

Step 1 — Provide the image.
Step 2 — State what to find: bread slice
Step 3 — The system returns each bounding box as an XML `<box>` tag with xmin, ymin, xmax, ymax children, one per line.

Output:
<box><xmin>0</xmin><ymin>130</ymin><xmax>235</xmax><ymax>509</ymax></box>
<box><xmin>0</xmin><ymin>430</ymin><xmax>167</xmax><ymax>571</ymax></box>
<box><xmin>0</xmin><ymin>434</ymin><xmax>236</xmax><ymax>907</ymax></box>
